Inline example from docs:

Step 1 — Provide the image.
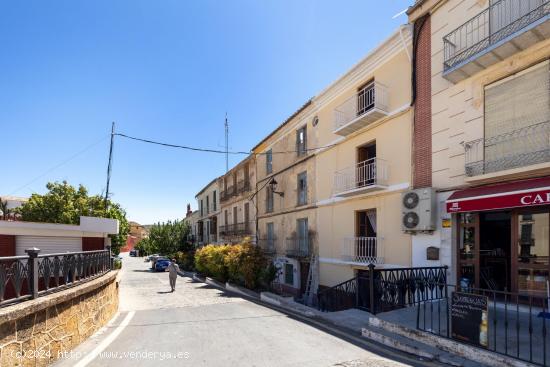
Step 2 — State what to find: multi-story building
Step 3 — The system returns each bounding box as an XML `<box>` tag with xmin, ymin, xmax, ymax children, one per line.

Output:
<box><xmin>408</xmin><ymin>0</ymin><xmax>550</xmax><ymax>294</ymax></box>
<box><xmin>314</xmin><ymin>25</ymin><xmax>414</xmax><ymax>287</ymax></box>
<box><xmin>218</xmin><ymin>155</ymin><xmax>257</xmax><ymax>244</ymax></box>
<box><xmin>252</xmin><ymin>100</ymin><xmax>318</xmax><ymax>296</ymax></box>
<box><xmin>195</xmin><ymin>178</ymin><xmax>220</xmax><ymax>245</ymax></box>
<box><xmin>184</xmin><ymin>204</ymin><xmax>200</xmax><ymax>245</ymax></box>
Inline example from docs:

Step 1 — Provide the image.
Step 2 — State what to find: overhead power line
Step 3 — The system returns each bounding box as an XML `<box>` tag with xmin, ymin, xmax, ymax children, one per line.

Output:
<box><xmin>114</xmin><ymin>132</ymin><xmax>339</xmax><ymax>155</ymax></box>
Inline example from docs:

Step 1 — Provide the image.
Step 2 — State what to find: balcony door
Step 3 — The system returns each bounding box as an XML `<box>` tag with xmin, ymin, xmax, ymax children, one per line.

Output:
<box><xmin>297</xmin><ymin>218</ymin><xmax>309</xmax><ymax>255</ymax></box>
<box><xmin>244</xmin><ymin>203</ymin><xmax>250</xmax><ymax>232</ymax></box>
<box><xmin>355</xmin><ymin>210</ymin><xmax>377</xmax><ymax>262</ymax></box>
<box><xmin>357</xmin><ymin>143</ymin><xmax>376</xmax><ymax>187</ymax></box>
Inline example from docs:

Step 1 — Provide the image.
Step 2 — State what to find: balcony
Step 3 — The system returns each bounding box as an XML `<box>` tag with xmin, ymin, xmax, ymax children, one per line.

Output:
<box><xmin>285</xmin><ymin>237</ymin><xmax>311</xmax><ymax>258</ymax></box>
<box><xmin>443</xmin><ymin>0</ymin><xmax>550</xmax><ymax>83</ymax></box>
<box><xmin>237</xmin><ymin>180</ymin><xmax>251</xmax><ymax>194</ymax></box>
<box><xmin>257</xmin><ymin>238</ymin><xmax>277</xmax><ymax>255</ymax></box>
<box><xmin>333</xmin><ymin>158</ymin><xmax>389</xmax><ymax>197</ymax></box>
<box><xmin>465</xmin><ymin>122</ymin><xmax>550</xmax><ymax>178</ymax></box>
<box><xmin>341</xmin><ymin>237</ymin><xmax>384</xmax><ymax>265</ymax></box>
<box><xmin>219</xmin><ymin>222</ymin><xmax>254</xmax><ymax>237</ymax></box>
<box><xmin>333</xmin><ymin>82</ymin><xmax>389</xmax><ymax>136</ymax></box>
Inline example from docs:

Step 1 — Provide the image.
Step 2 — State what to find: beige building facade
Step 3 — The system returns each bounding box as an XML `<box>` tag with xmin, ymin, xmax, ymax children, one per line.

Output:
<box><xmin>253</xmin><ymin>101</ymin><xmax>318</xmax><ymax>296</ymax></box>
<box><xmin>313</xmin><ymin>26</ymin><xmax>415</xmax><ymax>287</ymax></box>
<box><xmin>218</xmin><ymin>155</ymin><xmax>257</xmax><ymax>244</ymax></box>
<box><xmin>195</xmin><ymin>177</ymin><xmax>220</xmax><ymax>245</ymax></box>
<box><xmin>408</xmin><ymin>0</ymin><xmax>550</xmax><ymax>293</ymax></box>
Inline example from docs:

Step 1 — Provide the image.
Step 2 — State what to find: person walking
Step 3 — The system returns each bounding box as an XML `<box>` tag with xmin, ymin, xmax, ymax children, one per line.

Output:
<box><xmin>167</xmin><ymin>258</ymin><xmax>180</xmax><ymax>292</ymax></box>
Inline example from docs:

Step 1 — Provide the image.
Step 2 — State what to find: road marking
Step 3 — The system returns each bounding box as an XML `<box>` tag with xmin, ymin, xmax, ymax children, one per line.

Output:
<box><xmin>73</xmin><ymin>310</ymin><xmax>135</xmax><ymax>367</ymax></box>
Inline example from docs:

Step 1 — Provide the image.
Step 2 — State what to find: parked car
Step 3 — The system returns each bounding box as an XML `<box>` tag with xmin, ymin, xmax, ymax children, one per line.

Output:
<box><xmin>154</xmin><ymin>259</ymin><xmax>171</xmax><ymax>272</ymax></box>
<box><xmin>150</xmin><ymin>255</ymin><xmax>166</xmax><ymax>269</ymax></box>
<box><xmin>129</xmin><ymin>249</ymin><xmax>137</xmax><ymax>257</ymax></box>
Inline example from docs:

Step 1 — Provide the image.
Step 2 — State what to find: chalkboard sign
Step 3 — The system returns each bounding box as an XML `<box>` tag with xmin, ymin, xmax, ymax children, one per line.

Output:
<box><xmin>451</xmin><ymin>292</ymin><xmax>489</xmax><ymax>348</ymax></box>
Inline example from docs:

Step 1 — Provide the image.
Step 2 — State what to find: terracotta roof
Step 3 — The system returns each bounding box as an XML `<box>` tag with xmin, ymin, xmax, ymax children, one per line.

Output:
<box><xmin>251</xmin><ymin>99</ymin><xmax>313</xmax><ymax>152</ymax></box>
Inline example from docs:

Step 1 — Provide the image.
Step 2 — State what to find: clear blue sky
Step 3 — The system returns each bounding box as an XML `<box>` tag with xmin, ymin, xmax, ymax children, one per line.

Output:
<box><xmin>1</xmin><ymin>0</ymin><xmax>411</xmax><ymax>224</ymax></box>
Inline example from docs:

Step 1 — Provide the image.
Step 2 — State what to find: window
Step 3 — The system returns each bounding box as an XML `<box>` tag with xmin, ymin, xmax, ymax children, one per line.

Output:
<box><xmin>297</xmin><ymin>171</ymin><xmax>307</xmax><ymax>206</ymax></box>
<box><xmin>206</xmin><ymin>195</ymin><xmax>210</xmax><ymax>214</ymax></box>
<box><xmin>213</xmin><ymin>191</ymin><xmax>217</xmax><ymax>211</ymax></box>
<box><xmin>266</xmin><ymin>186</ymin><xmax>274</xmax><ymax>213</ymax></box>
<box><xmin>266</xmin><ymin>149</ymin><xmax>273</xmax><ymax>174</ymax></box>
<box><xmin>284</xmin><ymin>263</ymin><xmax>294</xmax><ymax>285</ymax></box>
<box><xmin>297</xmin><ymin>218</ymin><xmax>309</xmax><ymax>254</ymax></box>
<box><xmin>233</xmin><ymin>206</ymin><xmax>238</xmax><ymax>224</ymax></box>
<box><xmin>483</xmin><ymin>61</ymin><xmax>550</xmax><ymax>172</ymax></box>
<box><xmin>266</xmin><ymin>222</ymin><xmax>274</xmax><ymax>247</ymax></box>
<box><xmin>200</xmin><ymin>200</ymin><xmax>204</xmax><ymax>216</ymax></box>
<box><xmin>296</xmin><ymin>127</ymin><xmax>307</xmax><ymax>156</ymax></box>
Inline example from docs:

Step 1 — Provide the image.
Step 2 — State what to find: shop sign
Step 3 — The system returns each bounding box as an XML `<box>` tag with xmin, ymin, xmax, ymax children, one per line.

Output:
<box><xmin>451</xmin><ymin>292</ymin><xmax>489</xmax><ymax>348</ymax></box>
<box><xmin>447</xmin><ymin>188</ymin><xmax>550</xmax><ymax>213</ymax></box>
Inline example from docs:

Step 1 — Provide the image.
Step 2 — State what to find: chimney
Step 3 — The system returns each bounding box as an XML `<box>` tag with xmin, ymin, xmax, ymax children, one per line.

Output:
<box><xmin>186</xmin><ymin>203</ymin><xmax>192</xmax><ymax>217</ymax></box>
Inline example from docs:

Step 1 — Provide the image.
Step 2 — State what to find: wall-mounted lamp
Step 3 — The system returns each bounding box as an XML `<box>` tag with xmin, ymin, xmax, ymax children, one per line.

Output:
<box><xmin>269</xmin><ymin>178</ymin><xmax>284</xmax><ymax>197</ymax></box>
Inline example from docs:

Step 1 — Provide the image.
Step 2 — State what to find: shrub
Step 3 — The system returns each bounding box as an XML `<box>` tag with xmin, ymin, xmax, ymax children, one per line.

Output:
<box><xmin>113</xmin><ymin>259</ymin><xmax>122</xmax><ymax>270</ymax></box>
<box><xmin>225</xmin><ymin>240</ymin><xmax>267</xmax><ymax>289</ymax></box>
<box><xmin>194</xmin><ymin>238</ymin><xmax>271</xmax><ymax>289</ymax></box>
<box><xmin>174</xmin><ymin>250</ymin><xmax>195</xmax><ymax>271</ymax></box>
<box><xmin>195</xmin><ymin>244</ymin><xmax>231</xmax><ymax>282</ymax></box>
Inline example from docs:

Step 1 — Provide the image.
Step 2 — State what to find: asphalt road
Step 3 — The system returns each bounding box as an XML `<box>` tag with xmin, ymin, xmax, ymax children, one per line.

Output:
<box><xmin>53</xmin><ymin>254</ymin><xmax>428</xmax><ymax>367</ymax></box>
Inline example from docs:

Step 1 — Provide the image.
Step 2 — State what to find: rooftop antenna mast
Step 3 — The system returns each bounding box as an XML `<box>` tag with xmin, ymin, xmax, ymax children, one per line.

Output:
<box><xmin>225</xmin><ymin>113</ymin><xmax>229</xmax><ymax>172</ymax></box>
<box><xmin>104</xmin><ymin>121</ymin><xmax>115</xmax><ymax>211</ymax></box>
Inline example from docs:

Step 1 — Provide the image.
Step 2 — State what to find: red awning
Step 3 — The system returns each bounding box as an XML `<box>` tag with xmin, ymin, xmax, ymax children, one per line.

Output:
<box><xmin>446</xmin><ymin>177</ymin><xmax>550</xmax><ymax>213</ymax></box>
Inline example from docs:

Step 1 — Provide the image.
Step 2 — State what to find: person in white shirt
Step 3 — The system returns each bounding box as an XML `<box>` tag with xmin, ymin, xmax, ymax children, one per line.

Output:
<box><xmin>167</xmin><ymin>259</ymin><xmax>180</xmax><ymax>292</ymax></box>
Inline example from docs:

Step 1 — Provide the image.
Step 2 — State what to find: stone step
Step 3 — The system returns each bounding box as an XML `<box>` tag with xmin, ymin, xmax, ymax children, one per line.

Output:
<box><xmin>368</xmin><ymin>316</ymin><xmax>536</xmax><ymax>367</ymax></box>
<box><xmin>361</xmin><ymin>324</ymin><xmax>481</xmax><ymax>367</ymax></box>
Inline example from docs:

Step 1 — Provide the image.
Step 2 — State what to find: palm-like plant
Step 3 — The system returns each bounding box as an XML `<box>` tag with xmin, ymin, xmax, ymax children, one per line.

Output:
<box><xmin>0</xmin><ymin>198</ymin><xmax>9</xmax><ymax>220</ymax></box>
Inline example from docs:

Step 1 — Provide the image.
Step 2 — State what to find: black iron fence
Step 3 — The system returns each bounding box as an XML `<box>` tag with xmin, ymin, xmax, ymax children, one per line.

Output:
<box><xmin>318</xmin><ymin>265</ymin><xmax>447</xmax><ymax>314</ymax></box>
<box><xmin>417</xmin><ymin>284</ymin><xmax>550</xmax><ymax>366</ymax></box>
<box><xmin>0</xmin><ymin>248</ymin><xmax>111</xmax><ymax>307</ymax></box>
<box><xmin>219</xmin><ymin>222</ymin><xmax>254</xmax><ymax>236</ymax></box>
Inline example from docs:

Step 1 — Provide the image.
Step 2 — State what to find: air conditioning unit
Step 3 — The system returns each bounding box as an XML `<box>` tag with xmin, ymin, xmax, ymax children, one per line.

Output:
<box><xmin>401</xmin><ymin>188</ymin><xmax>436</xmax><ymax>232</ymax></box>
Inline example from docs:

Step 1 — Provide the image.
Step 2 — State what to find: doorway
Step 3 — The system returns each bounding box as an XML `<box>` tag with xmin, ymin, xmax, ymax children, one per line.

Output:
<box><xmin>479</xmin><ymin>212</ymin><xmax>511</xmax><ymax>291</ymax></box>
<box><xmin>357</xmin><ymin>143</ymin><xmax>376</xmax><ymax>187</ymax></box>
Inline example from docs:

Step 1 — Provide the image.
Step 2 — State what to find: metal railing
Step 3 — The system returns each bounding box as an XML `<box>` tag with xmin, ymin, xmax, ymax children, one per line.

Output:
<box><xmin>444</xmin><ymin>0</ymin><xmax>550</xmax><ymax>71</ymax></box>
<box><xmin>342</xmin><ymin>237</ymin><xmax>384</xmax><ymax>264</ymax></box>
<box><xmin>285</xmin><ymin>236</ymin><xmax>311</xmax><ymax>258</ymax></box>
<box><xmin>219</xmin><ymin>222</ymin><xmax>254</xmax><ymax>236</ymax></box>
<box><xmin>333</xmin><ymin>158</ymin><xmax>389</xmax><ymax>195</ymax></box>
<box><xmin>333</xmin><ymin>82</ymin><xmax>389</xmax><ymax>132</ymax></box>
<box><xmin>0</xmin><ymin>248</ymin><xmax>111</xmax><ymax>307</ymax></box>
<box><xmin>236</xmin><ymin>180</ymin><xmax>251</xmax><ymax>194</ymax></box>
<box><xmin>220</xmin><ymin>186</ymin><xmax>236</xmax><ymax>202</ymax></box>
<box><xmin>257</xmin><ymin>238</ymin><xmax>277</xmax><ymax>255</ymax></box>
<box><xmin>417</xmin><ymin>283</ymin><xmax>550</xmax><ymax>366</ymax></box>
<box><xmin>465</xmin><ymin>121</ymin><xmax>550</xmax><ymax>176</ymax></box>
<box><xmin>318</xmin><ymin>265</ymin><xmax>447</xmax><ymax>314</ymax></box>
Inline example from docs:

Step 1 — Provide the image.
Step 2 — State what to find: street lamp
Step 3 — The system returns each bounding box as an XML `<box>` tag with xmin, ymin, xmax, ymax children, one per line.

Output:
<box><xmin>269</xmin><ymin>178</ymin><xmax>284</xmax><ymax>197</ymax></box>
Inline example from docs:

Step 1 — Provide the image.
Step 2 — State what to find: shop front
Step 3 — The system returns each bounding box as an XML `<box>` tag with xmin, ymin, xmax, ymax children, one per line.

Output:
<box><xmin>447</xmin><ymin>177</ymin><xmax>550</xmax><ymax>297</ymax></box>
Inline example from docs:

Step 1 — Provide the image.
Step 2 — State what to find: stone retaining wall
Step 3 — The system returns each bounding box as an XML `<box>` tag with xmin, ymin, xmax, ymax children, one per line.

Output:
<box><xmin>0</xmin><ymin>270</ymin><xmax>119</xmax><ymax>367</ymax></box>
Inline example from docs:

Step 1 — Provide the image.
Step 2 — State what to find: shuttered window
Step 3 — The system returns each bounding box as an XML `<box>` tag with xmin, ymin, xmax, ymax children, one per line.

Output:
<box><xmin>484</xmin><ymin>60</ymin><xmax>550</xmax><ymax>169</ymax></box>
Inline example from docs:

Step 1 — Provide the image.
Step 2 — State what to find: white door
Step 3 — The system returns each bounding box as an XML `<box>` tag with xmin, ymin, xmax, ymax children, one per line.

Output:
<box><xmin>16</xmin><ymin>236</ymin><xmax>82</xmax><ymax>256</ymax></box>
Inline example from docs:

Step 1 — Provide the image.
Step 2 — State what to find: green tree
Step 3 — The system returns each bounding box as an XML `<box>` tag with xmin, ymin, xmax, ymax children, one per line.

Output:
<box><xmin>16</xmin><ymin>181</ymin><xmax>129</xmax><ymax>254</ymax></box>
<box><xmin>146</xmin><ymin>220</ymin><xmax>191</xmax><ymax>256</ymax></box>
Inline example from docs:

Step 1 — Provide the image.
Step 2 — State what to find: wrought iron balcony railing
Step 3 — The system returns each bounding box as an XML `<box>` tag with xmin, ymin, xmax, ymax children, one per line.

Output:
<box><xmin>220</xmin><ymin>186</ymin><xmax>236</xmax><ymax>202</ymax></box>
<box><xmin>333</xmin><ymin>82</ymin><xmax>389</xmax><ymax>135</ymax></box>
<box><xmin>333</xmin><ymin>158</ymin><xmax>389</xmax><ymax>196</ymax></box>
<box><xmin>465</xmin><ymin>121</ymin><xmax>550</xmax><ymax>177</ymax></box>
<box><xmin>444</xmin><ymin>0</ymin><xmax>550</xmax><ymax>73</ymax></box>
<box><xmin>219</xmin><ymin>221</ymin><xmax>254</xmax><ymax>236</ymax></box>
<box><xmin>236</xmin><ymin>180</ymin><xmax>251</xmax><ymax>194</ymax></box>
<box><xmin>257</xmin><ymin>238</ymin><xmax>277</xmax><ymax>255</ymax></box>
<box><xmin>285</xmin><ymin>237</ymin><xmax>311</xmax><ymax>258</ymax></box>
<box><xmin>341</xmin><ymin>237</ymin><xmax>384</xmax><ymax>264</ymax></box>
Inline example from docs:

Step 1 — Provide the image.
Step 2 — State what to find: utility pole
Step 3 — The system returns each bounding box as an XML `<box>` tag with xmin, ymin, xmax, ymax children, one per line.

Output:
<box><xmin>104</xmin><ymin>122</ymin><xmax>115</xmax><ymax>211</ymax></box>
<box><xmin>225</xmin><ymin>113</ymin><xmax>229</xmax><ymax>172</ymax></box>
